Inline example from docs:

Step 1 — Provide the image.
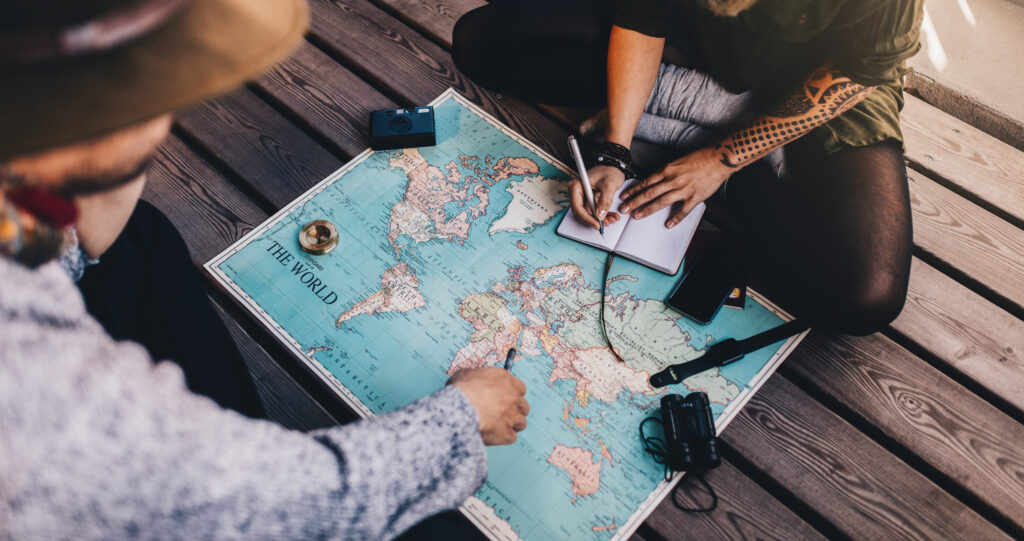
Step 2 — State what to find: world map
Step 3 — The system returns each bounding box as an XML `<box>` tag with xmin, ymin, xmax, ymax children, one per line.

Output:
<box><xmin>207</xmin><ymin>89</ymin><xmax>803</xmax><ymax>540</ymax></box>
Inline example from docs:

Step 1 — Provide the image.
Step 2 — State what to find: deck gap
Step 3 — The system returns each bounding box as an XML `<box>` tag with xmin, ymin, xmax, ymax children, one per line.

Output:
<box><xmin>168</xmin><ymin>124</ymin><xmax>282</xmax><ymax>217</ymax></box>
<box><xmin>303</xmin><ymin>34</ymin><xmax>417</xmax><ymax>110</ymax></box>
<box><xmin>778</xmin><ymin>366</ymin><xmax>1024</xmax><ymax>539</ymax></box>
<box><xmin>912</xmin><ymin>246</ymin><xmax>1024</xmax><ymax>321</ymax></box>
<box><xmin>716</xmin><ymin>442</ymin><xmax>851</xmax><ymax>541</ymax></box>
<box><xmin>244</xmin><ymin>81</ymin><xmax>359</xmax><ymax>162</ymax></box>
<box><xmin>202</xmin><ymin>278</ymin><xmax>359</xmax><ymax>426</ymax></box>
<box><xmin>903</xmin><ymin>159</ymin><xmax>1024</xmax><ymax>232</ymax></box>
<box><xmin>881</xmin><ymin>326</ymin><xmax>1024</xmax><ymax>424</ymax></box>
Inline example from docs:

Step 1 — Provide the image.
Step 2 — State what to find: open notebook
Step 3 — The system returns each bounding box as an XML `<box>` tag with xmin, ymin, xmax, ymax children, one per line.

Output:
<box><xmin>556</xmin><ymin>184</ymin><xmax>705</xmax><ymax>275</ymax></box>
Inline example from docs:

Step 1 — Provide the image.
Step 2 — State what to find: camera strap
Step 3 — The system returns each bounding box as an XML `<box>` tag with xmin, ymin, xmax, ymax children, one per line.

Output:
<box><xmin>649</xmin><ymin>318</ymin><xmax>809</xmax><ymax>388</ymax></box>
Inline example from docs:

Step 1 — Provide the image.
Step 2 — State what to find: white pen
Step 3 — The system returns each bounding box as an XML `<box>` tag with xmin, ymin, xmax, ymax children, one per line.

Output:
<box><xmin>567</xmin><ymin>135</ymin><xmax>604</xmax><ymax>236</ymax></box>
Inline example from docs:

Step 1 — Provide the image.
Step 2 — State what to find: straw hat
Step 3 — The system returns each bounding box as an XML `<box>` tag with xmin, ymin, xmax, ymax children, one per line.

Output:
<box><xmin>0</xmin><ymin>0</ymin><xmax>309</xmax><ymax>160</ymax></box>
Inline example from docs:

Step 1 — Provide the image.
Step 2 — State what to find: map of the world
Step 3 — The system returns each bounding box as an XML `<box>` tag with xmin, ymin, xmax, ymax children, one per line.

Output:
<box><xmin>207</xmin><ymin>89</ymin><xmax>805</xmax><ymax>540</ymax></box>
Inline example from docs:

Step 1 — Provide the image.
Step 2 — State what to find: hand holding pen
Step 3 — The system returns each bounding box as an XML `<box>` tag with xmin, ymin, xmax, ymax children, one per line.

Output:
<box><xmin>567</xmin><ymin>136</ymin><xmax>624</xmax><ymax>234</ymax></box>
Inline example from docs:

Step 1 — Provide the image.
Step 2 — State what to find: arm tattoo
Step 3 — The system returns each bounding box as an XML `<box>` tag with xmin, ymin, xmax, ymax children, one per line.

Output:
<box><xmin>715</xmin><ymin>64</ymin><xmax>875</xmax><ymax>169</ymax></box>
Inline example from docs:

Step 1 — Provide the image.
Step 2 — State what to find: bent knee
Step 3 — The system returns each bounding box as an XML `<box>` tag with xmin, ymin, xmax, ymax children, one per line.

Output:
<box><xmin>828</xmin><ymin>268</ymin><xmax>910</xmax><ymax>335</ymax></box>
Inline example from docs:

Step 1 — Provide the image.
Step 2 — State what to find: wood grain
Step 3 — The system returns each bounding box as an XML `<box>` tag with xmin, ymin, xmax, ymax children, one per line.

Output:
<box><xmin>908</xmin><ymin>169</ymin><xmax>1024</xmax><ymax>310</ymax></box>
<box><xmin>372</xmin><ymin>0</ymin><xmax>483</xmax><ymax>46</ymax></box>
<box><xmin>144</xmin><ymin>136</ymin><xmax>267</xmax><ymax>263</ymax></box>
<box><xmin>256</xmin><ymin>43</ymin><xmax>398</xmax><ymax>158</ymax></box>
<box><xmin>786</xmin><ymin>331</ymin><xmax>1024</xmax><ymax>531</ymax></box>
<box><xmin>902</xmin><ymin>95</ymin><xmax>1024</xmax><ymax>226</ymax></box>
<box><xmin>643</xmin><ymin>459</ymin><xmax>826</xmax><ymax>541</ymax></box>
<box><xmin>175</xmin><ymin>89</ymin><xmax>343</xmax><ymax>209</ymax></box>
<box><xmin>723</xmin><ymin>376</ymin><xmax>1009</xmax><ymax>540</ymax></box>
<box><xmin>893</xmin><ymin>258</ymin><xmax>1024</xmax><ymax>413</ymax></box>
<box><xmin>309</xmin><ymin>0</ymin><xmax>574</xmax><ymax>164</ymax></box>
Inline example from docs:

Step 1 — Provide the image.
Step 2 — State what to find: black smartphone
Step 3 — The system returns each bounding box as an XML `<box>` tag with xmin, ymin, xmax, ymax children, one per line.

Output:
<box><xmin>666</xmin><ymin>243</ymin><xmax>739</xmax><ymax>324</ymax></box>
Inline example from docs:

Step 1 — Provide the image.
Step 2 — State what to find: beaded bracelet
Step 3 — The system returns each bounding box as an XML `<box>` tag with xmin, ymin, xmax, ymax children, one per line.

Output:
<box><xmin>593</xmin><ymin>142</ymin><xmax>637</xmax><ymax>179</ymax></box>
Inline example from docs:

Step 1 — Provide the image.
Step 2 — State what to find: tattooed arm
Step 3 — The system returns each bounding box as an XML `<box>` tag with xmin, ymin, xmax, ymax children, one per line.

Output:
<box><xmin>620</xmin><ymin>63</ymin><xmax>875</xmax><ymax>227</ymax></box>
<box><xmin>716</xmin><ymin>64</ymin><xmax>875</xmax><ymax>168</ymax></box>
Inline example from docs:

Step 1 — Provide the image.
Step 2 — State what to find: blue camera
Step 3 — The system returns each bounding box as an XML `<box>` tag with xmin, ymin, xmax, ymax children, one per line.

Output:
<box><xmin>369</xmin><ymin>106</ymin><xmax>436</xmax><ymax>150</ymax></box>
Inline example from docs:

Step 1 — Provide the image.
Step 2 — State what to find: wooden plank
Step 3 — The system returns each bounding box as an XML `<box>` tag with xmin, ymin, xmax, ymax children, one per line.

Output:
<box><xmin>254</xmin><ymin>42</ymin><xmax>397</xmax><ymax>157</ymax></box>
<box><xmin>145</xmin><ymin>136</ymin><xmax>268</xmax><ymax>263</ymax></box>
<box><xmin>175</xmin><ymin>89</ymin><xmax>343</xmax><ymax>209</ymax></box>
<box><xmin>723</xmin><ymin>376</ymin><xmax>1009</xmax><ymax>540</ymax></box>
<box><xmin>212</xmin><ymin>297</ymin><xmax>340</xmax><ymax>431</ymax></box>
<box><xmin>372</xmin><ymin>0</ymin><xmax>600</xmax><ymax>134</ymax></box>
<box><xmin>308</xmin><ymin>0</ymin><xmax>575</xmax><ymax>164</ymax></box>
<box><xmin>908</xmin><ymin>169</ymin><xmax>1024</xmax><ymax>311</ymax></box>
<box><xmin>643</xmin><ymin>459</ymin><xmax>826</xmax><ymax>541</ymax></box>
<box><xmin>784</xmin><ymin>331</ymin><xmax>1024</xmax><ymax>532</ymax></box>
<box><xmin>902</xmin><ymin>95</ymin><xmax>1024</xmax><ymax>226</ymax></box>
<box><xmin>893</xmin><ymin>258</ymin><xmax>1024</xmax><ymax>413</ymax></box>
<box><xmin>370</xmin><ymin>0</ymin><xmax>483</xmax><ymax>46</ymax></box>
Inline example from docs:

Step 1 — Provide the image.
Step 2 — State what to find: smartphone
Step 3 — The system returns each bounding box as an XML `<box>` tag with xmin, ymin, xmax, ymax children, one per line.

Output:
<box><xmin>666</xmin><ymin>243</ymin><xmax>740</xmax><ymax>324</ymax></box>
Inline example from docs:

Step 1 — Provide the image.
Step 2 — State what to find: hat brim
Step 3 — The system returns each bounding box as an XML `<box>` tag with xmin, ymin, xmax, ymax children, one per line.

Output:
<box><xmin>0</xmin><ymin>0</ymin><xmax>309</xmax><ymax>160</ymax></box>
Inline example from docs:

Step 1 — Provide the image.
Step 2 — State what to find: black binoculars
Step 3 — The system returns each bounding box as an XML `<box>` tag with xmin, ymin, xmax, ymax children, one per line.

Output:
<box><xmin>660</xmin><ymin>392</ymin><xmax>721</xmax><ymax>472</ymax></box>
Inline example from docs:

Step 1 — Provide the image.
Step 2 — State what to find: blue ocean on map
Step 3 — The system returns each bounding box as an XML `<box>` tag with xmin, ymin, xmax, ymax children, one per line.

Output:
<box><xmin>210</xmin><ymin>91</ymin><xmax>795</xmax><ymax>540</ymax></box>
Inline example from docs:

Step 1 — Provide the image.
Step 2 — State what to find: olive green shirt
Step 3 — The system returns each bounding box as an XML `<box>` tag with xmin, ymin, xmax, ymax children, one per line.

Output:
<box><xmin>610</xmin><ymin>0</ymin><xmax>924</xmax><ymax>152</ymax></box>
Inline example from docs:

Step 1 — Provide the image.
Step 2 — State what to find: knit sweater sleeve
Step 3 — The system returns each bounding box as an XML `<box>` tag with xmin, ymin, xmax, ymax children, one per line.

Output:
<box><xmin>0</xmin><ymin>295</ymin><xmax>486</xmax><ymax>541</ymax></box>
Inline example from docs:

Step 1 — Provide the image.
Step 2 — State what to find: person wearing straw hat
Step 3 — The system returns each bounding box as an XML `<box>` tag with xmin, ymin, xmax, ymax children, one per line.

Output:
<box><xmin>0</xmin><ymin>2</ymin><xmax>528</xmax><ymax>539</ymax></box>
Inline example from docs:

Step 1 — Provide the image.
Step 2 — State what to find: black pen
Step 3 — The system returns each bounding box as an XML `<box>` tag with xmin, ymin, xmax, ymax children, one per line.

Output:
<box><xmin>503</xmin><ymin>348</ymin><xmax>516</xmax><ymax>370</ymax></box>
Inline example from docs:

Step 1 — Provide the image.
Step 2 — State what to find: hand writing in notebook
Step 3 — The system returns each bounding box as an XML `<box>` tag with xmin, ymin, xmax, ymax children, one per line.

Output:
<box><xmin>567</xmin><ymin>165</ymin><xmax>625</xmax><ymax>231</ymax></box>
<box><xmin>559</xmin><ymin>180</ymin><xmax>705</xmax><ymax>275</ymax></box>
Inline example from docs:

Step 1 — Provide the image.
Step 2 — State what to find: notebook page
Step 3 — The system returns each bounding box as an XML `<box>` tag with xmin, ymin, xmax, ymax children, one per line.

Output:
<box><xmin>615</xmin><ymin>201</ymin><xmax>705</xmax><ymax>274</ymax></box>
<box><xmin>555</xmin><ymin>184</ymin><xmax>630</xmax><ymax>252</ymax></box>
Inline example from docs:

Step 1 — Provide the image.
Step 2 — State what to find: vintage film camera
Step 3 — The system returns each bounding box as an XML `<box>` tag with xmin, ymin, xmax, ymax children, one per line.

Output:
<box><xmin>659</xmin><ymin>392</ymin><xmax>721</xmax><ymax>472</ymax></box>
<box><xmin>369</xmin><ymin>106</ymin><xmax>436</xmax><ymax>150</ymax></box>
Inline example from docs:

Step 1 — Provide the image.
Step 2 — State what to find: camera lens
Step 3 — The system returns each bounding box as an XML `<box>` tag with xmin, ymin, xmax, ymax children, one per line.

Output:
<box><xmin>389</xmin><ymin>115</ymin><xmax>412</xmax><ymax>133</ymax></box>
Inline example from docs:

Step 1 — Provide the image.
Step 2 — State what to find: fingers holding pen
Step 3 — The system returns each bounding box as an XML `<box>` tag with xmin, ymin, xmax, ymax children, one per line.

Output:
<box><xmin>595</xmin><ymin>186</ymin><xmax>617</xmax><ymax>223</ymax></box>
<box><xmin>568</xmin><ymin>178</ymin><xmax>602</xmax><ymax>230</ymax></box>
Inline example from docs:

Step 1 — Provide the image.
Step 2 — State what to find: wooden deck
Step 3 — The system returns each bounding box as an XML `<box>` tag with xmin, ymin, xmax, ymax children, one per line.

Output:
<box><xmin>143</xmin><ymin>1</ymin><xmax>1024</xmax><ymax>538</ymax></box>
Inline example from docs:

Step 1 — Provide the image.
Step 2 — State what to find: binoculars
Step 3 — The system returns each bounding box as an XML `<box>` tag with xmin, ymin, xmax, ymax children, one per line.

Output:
<box><xmin>660</xmin><ymin>392</ymin><xmax>722</xmax><ymax>472</ymax></box>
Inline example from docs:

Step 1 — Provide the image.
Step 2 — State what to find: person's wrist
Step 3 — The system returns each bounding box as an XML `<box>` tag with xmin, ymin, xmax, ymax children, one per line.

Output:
<box><xmin>702</xmin><ymin>146</ymin><xmax>737</xmax><ymax>177</ymax></box>
<box><xmin>603</xmin><ymin>128</ymin><xmax>632</xmax><ymax>149</ymax></box>
<box><xmin>594</xmin><ymin>141</ymin><xmax>637</xmax><ymax>180</ymax></box>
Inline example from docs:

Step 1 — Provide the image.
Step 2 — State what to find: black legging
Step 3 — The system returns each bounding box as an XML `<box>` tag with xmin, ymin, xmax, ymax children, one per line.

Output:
<box><xmin>453</xmin><ymin>0</ymin><xmax>913</xmax><ymax>335</ymax></box>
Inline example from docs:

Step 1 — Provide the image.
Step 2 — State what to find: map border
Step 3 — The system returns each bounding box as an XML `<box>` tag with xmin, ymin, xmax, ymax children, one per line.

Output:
<box><xmin>205</xmin><ymin>88</ymin><xmax>809</xmax><ymax>541</ymax></box>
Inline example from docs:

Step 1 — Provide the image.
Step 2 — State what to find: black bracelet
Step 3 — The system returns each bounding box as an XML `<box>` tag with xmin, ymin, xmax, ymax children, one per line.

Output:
<box><xmin>600</xmin><ymin>141</ymin><xmax>632</xmax><ymax>163</ymax></box>
<box><xmin>594</xmin><ymin>142</ymin><xmax>637</xmax><ymax>179</ymax></box>
<box><xmin>594</xmin><ymin>153</ymin><xmax>637</xmax><ymax>179</ymax></box>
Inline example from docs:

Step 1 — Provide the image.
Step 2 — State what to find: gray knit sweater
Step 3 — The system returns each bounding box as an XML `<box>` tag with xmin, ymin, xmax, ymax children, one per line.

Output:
<box><xmin>0</xmin><ymin>256</ymin><xmax>487</xmax><ymax>540</ymax></box>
